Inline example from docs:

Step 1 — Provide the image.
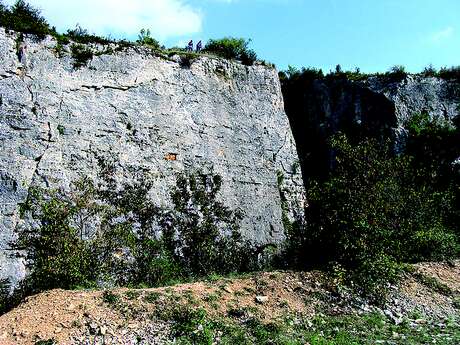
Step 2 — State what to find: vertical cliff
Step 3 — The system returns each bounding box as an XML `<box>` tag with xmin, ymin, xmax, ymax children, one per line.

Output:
<box><xmin>0</xmin><ymin>29</ymin><xmax>305</xmax><ymax>285</ymax></box>
<box><xmin>282</xmin><ymin>74</ymin><xmax>460</xmax><ymax>179</ymax></box>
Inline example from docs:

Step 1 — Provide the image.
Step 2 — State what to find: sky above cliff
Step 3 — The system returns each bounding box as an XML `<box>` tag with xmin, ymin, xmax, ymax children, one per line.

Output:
<box><xmin>4</xmin><ymin>0</ymin><xmax>459</xmax><ymax>73</ymax></box>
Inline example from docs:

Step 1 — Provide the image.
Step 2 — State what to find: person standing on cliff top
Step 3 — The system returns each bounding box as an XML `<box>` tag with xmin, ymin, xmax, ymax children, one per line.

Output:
<box><xmin>187</xmin><ymin>40</ymin><xmax>193</xmax><ymax>52</ymax></box>
<box><xmin>196</xmin><ymin>40</ymin><xmax>202</xmax><ymax>53</ymax></box>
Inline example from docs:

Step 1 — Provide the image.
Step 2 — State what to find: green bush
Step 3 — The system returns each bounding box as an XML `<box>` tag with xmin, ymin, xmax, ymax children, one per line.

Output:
<box><xmin>136</xmin><ymin>28</ymin><xmax>160</xmax><ymax>49</ymax></box>
<box><xmin>438</xmin><ymin>66</ymin><xmax>460</xmax><ymax>81</ymax></box>
<box><xmin>162</xmin><ymin>172</ymin><xmax>258</xmax><ymax>277</ymax></box>
<box><xmin>422</xmin><ymin>64</ymin><xmax>438</xmax><ymax>77</ymax></box>
<box><xmin>279</xmin><ymin>65</ymin><xmax>369</xmax><ymax>84</ymax></box>
<box><xmin>170</xmin><ymin>307</ymin><xmax>213</xmax><ymax>344</ymax></box>
<box><xmin>405</xmin><ymin>112</ymin><xmax>455</xmax><ymax>137</ymax></box>
<box><xmin>70</xmin><ymin>44</ymin><xmax>94</xmax><ymax>68</ymax></box>
<box><xmin>284</xmin><ymin>133</ymin><xmax>459</xmax><ymax>298</ymax></box>
<box><xmin>386</xmin><ymin>65</ymin><xmax>408</xmax><ymax>82</ymax></box>
<box><xmin>204</xmin><ymin>37</ymin><xmax>257</xmax><ymax>65</ymax></box>
<box><xmin>15</xmin><ymin>187</ymin><xmax>97</xmax><ymax>291</ymax></box>
<box><xmin>65</xmin><ymin>24</ymin><xmax>112</xmax><ymax>45</ymax></box>
<box><xmin>179</xmin><ymin>53</ymin><xmax>198</xmax><ymax>68</ymax></box>
<box><xmin>9</xmin><ymin>169</ymin><xmax>259</xmax><ymax>307</ymax></box>
<box><xmin>0</xmin><ymin>0</ymin><xmax>54</xmax><ymax>39</ymax></box>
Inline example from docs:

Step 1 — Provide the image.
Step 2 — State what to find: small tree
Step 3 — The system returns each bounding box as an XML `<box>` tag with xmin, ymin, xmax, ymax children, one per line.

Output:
<box><xmin>386</xmin><ymin>65</ymin><xmax>407</xmax><ymax>81</ymax></box>
<box><xmin>162</xmin><ymin>172</ymin><xmax>257</xmax><ymax>277</ymax></box>
<box><xmin>438</xmin><ymin>66</ymin><xmax>460</xmax><ymax>81</ymax></box>
<box><xmin>137</xmin><ymin>28</ymin><xmax>160</xmax><ymax>49</ymax></box>
<box><xmin>4</xmin><ymin>0</ymin><xmax>53</xmax><ymax>38</ymax></box>
<box><xmin>422</xmin><ymin>64</ymin><xmax>437</xmax><ymax>77</ymax></box>
<box><xmin>15</xmin><ymin>188</ymin><xmax>97</xmax><ymax>291</ymax></box>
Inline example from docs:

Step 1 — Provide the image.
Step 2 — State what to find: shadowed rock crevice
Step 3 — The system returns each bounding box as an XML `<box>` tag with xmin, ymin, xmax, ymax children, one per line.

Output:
<box><xmin>281</xmin><ymin>75</ymin><xmax>459</xmax><ymax>182</ymax></box>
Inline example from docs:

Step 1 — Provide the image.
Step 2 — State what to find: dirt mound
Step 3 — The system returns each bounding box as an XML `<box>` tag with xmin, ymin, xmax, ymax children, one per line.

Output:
<box><xmin>1</xmin><ymin>262</ymin><xmax>459</xmax><ymax>344</ymax></box>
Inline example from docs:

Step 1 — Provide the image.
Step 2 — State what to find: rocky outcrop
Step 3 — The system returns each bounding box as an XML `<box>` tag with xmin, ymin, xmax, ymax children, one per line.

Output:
<box><xmin>0</xmin><ymin>28</ymin><xmax>305</xmax><ymax>286</ymax></box>
<box><xmin>367</xmin><ymin>75</ymin><xmax>459</xmax><ymax>125</ymax></box>
<box><xmin>282</xmin><ymin>74</ymin><xmax>460</xmax><ymax>179</ymax></box>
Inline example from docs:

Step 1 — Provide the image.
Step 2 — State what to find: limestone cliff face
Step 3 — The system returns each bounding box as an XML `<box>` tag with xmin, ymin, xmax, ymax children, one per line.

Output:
<box><xmin>282</xmin><ymin>74</ymin><xmax>460</xmax><ymax>179</ymax></box>
<box><xmin>0</xmin><ymin>29</ymin><xmax>305</xmax><ymax>285</ymax></box>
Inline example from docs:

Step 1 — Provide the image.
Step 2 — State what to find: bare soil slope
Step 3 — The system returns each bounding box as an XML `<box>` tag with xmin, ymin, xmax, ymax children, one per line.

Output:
<box><xmin>1</xmin><ymin>261</ymin><xmax>459</xmax><ymax>344</ymax></box>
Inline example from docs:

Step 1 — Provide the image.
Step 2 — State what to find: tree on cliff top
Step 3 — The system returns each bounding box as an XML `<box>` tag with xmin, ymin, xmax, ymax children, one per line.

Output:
<box><xmin>1</xmin><ymin>0</ymin><xmax>53</xmax><ymax>38</ymax></box>
<box><xmin>204</xmin><ymin>37</ymin><xmax>257</xmax><ymax>65</ymax></box>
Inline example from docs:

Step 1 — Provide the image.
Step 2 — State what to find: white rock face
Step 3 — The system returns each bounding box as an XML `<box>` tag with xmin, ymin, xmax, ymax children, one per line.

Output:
<box><xmin>0</xmin><ymin>29</ymin><xmax>305</xmax><ymax>285</ymax></box>
<box><xmin>367</xmin><ymin>75</ymin><xmax>460</xmax><ymax>125</ymax></box>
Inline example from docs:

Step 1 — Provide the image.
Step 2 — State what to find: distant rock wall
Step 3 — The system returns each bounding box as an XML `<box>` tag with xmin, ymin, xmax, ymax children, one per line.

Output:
<box><xmin>282</xmin><ymin>74</ymin><xmax>460</xmax><ymax>179</ymax></box>
<box><xmin>0</xmin><ymin>29</ymin><xmax>305</xmax><ymax>286</ymax></box>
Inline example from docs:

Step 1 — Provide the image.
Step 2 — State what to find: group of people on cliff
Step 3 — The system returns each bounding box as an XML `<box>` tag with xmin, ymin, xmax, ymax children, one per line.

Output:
<box><xmin>186</xmin><ymin>40</ymin><xmax>202</xmax><ymax>53</ymax></box>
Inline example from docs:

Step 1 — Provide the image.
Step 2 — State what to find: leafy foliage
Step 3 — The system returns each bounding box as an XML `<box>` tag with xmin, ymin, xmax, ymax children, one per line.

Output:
<box><xmin>70</xmin><ymin>44</ymin><xmax>94</xmax><ymax>68</ymax></box>
<box><xmin>8</xmin><ymin>169</ymin><xmax>259</xmax><ymax>311</ymax></box>
<box><xmin>204</xmin><ymin>37</ymin><xmax>257</xmax><ymax>65</ymax></box>
<box><xmin>163</xmin><ymin>172</ymin><xmax>258</xmax><ymax>277</ymax></box>
<box><xmin>405</xmin><ymin>112</ymin><xmax>454</xmax><ymax>137</ymax></box>
<box><xmin>65</xmin><ymin>24</ymin><xmax>112</xmax><ymax>45</ymax></box>
<box><xmin>283</xmin><ymin>134</ymin><xmax>459</xmax><ymax>298</ymax></box>
<box><xmin>15</xmin><ymin>187</ymin><xmax>98</xmax><ymax>291</ymax></box>
<box><xmin>385</xmin><ymin>65</ymin><xmax>408</xmax><ymax>82</ymax></box>
<box><xmin>137</xmin><ymin>28</ymin><xmax>160</xmax><ymax>49</ymax></box>
<box><xmin>422</xmin><ymin>64</ymin><xmax>438</xmax><ymax>77</ymax></box>
<box><xmin>279</xmin><ymin>66</ymin><xmax>324</xmax><ymax>83</ymax></box>
<box><xmin>438</xmin><ymin>66</ymin><xmax>460</xmax><ymax>81</ymax></box>
<box><xmin>0</xmin><ymin>0</ymin><xmax>53</xmax><ymax>38</ymax></box>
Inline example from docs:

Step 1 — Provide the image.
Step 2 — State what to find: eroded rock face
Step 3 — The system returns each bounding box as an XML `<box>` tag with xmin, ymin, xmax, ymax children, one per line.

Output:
<box><xmin>282</xmin><ymin>75</ymin><xmax>460</xmax><ymax>180</ymax></box>
<box><xmin>0</xmin><ymin>29</ymin><xmax>305</xmax><ymax>286</ymax></box>
<box><xmin>367</xmin><ymin>75</ymin><xmax>460</xmax><ymax>126</ymax></box>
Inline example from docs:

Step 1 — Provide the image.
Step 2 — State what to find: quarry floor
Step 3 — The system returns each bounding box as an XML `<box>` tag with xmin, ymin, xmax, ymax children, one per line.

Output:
<box><xmin>0</xmin><ymin>261</ymin><xmax>459</xmax><ymax>344</ymax></box>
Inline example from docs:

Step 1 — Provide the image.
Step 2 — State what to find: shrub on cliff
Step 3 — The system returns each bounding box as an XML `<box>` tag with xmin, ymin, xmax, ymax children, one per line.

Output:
<box><xmin>422</xmin><ymin>64</ymin><xmax>438</xmax><ymax>77</ymax></box>
<box><xmin>70</xmin><ymin>43</ymin><xmax>94</xmax><ymax>68</ymax></box>
<box><xmin>386</xmin><ymin>65</ymin><xmax>408</xmax><ymax>82</ymax></box>
<box><xmin>136</xmin><ymin>28</ymin><xmax>160</xmax><ymax>49</ymax></box>
<box><xmin>65</xmin><ymin>24</ymin><xmax>112</xmax><ymax>45</ymax></box>
<box><xmin>279</xmin><ymin>66</ymin><xmax>324</xmax><ymax>83</ymax></box>
<box><xmin>438</xmin><ymin>66</ymin><xmax>460</xmax><ymax>81</ymax></box>
<box><xmin>0</xmin><ymin>0</ymin><xmax>53</xmax><ymax>39</ymax></box>
<box><xmin>204</xmin><ymin>37</ymin><xmax>257</xmax><ymax>65</ymax></box>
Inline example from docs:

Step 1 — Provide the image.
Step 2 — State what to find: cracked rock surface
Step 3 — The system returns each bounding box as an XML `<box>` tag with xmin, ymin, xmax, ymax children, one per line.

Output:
<box><xmin>0</xmin><ymin>29</ymin><xmax>305</xmax><ymax>286</ymax></box>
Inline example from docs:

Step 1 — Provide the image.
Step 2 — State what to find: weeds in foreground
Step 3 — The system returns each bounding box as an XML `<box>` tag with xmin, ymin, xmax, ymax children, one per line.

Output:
<box><xmin>166</xmin><ymin>308</ymin><xmax>460</xmax><ymax>345</ymax></box>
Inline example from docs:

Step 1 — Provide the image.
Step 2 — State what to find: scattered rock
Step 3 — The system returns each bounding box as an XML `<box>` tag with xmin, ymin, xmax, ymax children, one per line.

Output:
<box><xmin>223</xmin><ymin>286</ymin><xmax>233</xmax><ymax>294</ymax></box>
<box><xmin>255</xmin><ymin>295</ymin><xmax>268</xmax><ymax>304</ymax></box>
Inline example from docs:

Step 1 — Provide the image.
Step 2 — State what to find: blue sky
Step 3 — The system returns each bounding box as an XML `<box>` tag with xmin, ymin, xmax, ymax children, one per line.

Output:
<box><xmin>4</xmin><ymin>0</ymin><xmax>459</xmax><ymax>72</ymax></box>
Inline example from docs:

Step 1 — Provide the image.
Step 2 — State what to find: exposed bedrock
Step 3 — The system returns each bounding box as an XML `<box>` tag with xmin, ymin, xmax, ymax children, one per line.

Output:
<box><xmin>0</xmin><ymin>29</ymin><xmax>305</xmax><ymax>286</ymax></box>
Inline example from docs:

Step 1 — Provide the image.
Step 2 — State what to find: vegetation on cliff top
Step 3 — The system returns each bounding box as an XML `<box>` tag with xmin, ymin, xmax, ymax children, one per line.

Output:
<box><xmin>0</xmin><ymin>0</ymin><xmax>259</xmax><ymax>66</ymax></box>
<box><xmin>280</xmin><ymin>63</ymin><xmax>460</xmax><ymax>84</ymax></box>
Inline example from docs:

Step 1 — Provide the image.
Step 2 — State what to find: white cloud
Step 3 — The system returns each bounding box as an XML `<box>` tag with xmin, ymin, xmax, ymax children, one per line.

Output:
<box><xmin>4</xmin><ymin>0</ymin><xmax>202</xmax><ymax>41</ymax></box>
<box><xmin>429</xmin><ymin>27</ymin><xmax>454</xmax><ymax>43</ymax></box>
